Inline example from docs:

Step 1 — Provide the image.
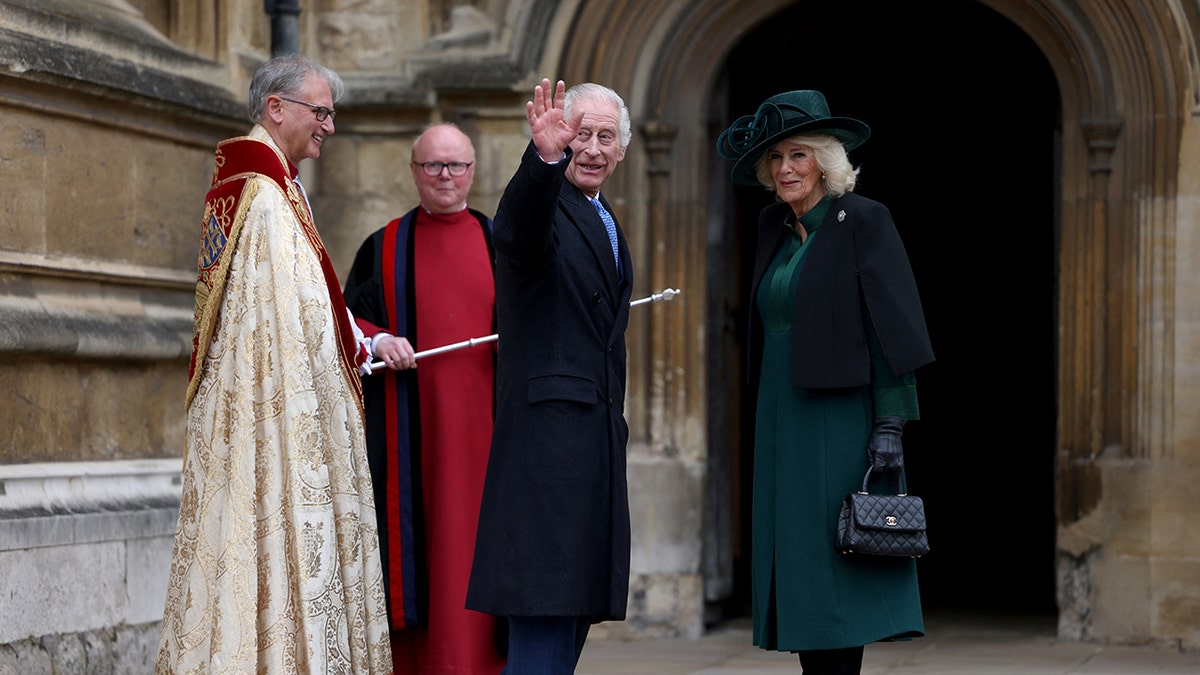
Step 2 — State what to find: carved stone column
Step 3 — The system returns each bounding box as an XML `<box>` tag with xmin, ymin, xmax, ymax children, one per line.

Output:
<box><xmin>1058</xmin><ymin>116</ymin><xmax>1121</xmax><ymax>525</ymax></box>
<box><xmin>635</xmin><ymin>120</ymin><xmax>682</xmax><ymax>452</ymax></box>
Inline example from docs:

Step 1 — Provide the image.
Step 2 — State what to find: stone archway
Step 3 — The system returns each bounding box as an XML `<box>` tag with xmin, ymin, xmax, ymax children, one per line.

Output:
<box><xmin>552</xmin><ymin>0</ymin><xmax>1195</xmax><ymax>641</ymax></box>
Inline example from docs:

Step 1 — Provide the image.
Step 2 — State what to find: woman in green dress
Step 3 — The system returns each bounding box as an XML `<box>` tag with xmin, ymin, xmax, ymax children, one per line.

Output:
<box><xmin>717</xmin><ymin>91</ymin><xmax>935</xmax><ymax>674</ymax></box>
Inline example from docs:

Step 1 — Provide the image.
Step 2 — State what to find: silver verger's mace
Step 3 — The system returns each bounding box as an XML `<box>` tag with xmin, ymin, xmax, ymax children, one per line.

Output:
<box><xmin>368</xmin><ymin>287</ymin><xmax>681</xmax><ymax>373</ymax></box>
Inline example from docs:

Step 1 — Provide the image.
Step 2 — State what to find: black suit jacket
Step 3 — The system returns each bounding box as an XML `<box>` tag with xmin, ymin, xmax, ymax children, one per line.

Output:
<box><xmin>467</xmin><ymin>143</ymin><xmax>633</xmax><ymax>621</ymax></box>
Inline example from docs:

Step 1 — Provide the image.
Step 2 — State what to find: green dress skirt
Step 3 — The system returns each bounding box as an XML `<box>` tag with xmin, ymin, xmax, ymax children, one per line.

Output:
<box><xmin>752</xmin><ymin>222</ymin><xmax>924</xmax><ymax>652</ymax></box>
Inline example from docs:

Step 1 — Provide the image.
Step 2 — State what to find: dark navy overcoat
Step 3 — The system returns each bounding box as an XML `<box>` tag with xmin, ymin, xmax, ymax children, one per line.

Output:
<box><xmin>466</xmin><ymin>143</ymin><xmax>633</xmax><ymax>620</ymax></box>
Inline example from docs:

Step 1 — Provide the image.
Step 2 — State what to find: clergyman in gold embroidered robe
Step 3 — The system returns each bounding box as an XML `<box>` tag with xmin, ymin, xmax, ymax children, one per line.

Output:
<box><xmin>157</xmin><ymin>55</ymin><xmax>391</xmax><ymax>674</ymax></box>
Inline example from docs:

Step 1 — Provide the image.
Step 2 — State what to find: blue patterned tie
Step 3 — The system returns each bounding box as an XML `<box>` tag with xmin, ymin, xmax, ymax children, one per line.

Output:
<box><xmin>590</xmin><ymin>197</ymin><xmax>620</xmax><ymax>271</ymax></box>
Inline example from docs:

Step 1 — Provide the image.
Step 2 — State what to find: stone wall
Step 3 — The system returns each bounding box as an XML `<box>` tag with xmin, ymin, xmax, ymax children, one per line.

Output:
<box><xmin>0</xmin><ymin>0</ymin><xmax>248</xmax><ymax>467</ymax></box>
<box><xmin>0</xmin><ymin>460</ymin><xmax>180</xmax><ymax>673</ymax></box>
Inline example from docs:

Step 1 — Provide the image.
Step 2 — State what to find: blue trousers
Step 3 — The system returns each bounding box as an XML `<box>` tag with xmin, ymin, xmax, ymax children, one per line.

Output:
<box><xmin>500</xmin><ymin>616</ymin><xmax>592</xmax><ymax>674</ymax></box>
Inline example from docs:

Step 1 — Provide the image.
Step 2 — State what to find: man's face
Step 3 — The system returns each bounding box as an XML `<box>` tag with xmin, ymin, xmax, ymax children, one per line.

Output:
<box><xmin>273</xmin><ymin>73</ymin><xmax>335</xmax><ymax>167</ymax></box>
<box><xmin>410</xmin><ymin>126</ymin><xmax>476</xmax><ymax>214</ymax></box>
<box><xmin>564</xmin><ymin>96</ymin><xmax>626</xmax><ymax>198</ymax></box>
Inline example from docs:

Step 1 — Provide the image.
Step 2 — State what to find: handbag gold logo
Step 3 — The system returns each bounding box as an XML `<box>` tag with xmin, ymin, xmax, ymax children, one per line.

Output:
<box><xmin>885</xmin><ymin>515</ymin><xmax>899</xmax><ymax>527</ymax></box>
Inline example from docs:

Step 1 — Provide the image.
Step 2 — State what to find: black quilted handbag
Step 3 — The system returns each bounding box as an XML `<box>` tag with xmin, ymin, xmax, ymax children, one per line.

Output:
<box><xmin>836</xmin><ymin>466</ymin><xmax>929</xmax><ymax>557</ymax></box>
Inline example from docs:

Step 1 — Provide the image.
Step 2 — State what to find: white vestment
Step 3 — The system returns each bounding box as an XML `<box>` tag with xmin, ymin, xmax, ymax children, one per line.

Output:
<box><xmin>157</xmin><ymin>127</ymin><xmax>392</xmax><ymax>674</ymax></box>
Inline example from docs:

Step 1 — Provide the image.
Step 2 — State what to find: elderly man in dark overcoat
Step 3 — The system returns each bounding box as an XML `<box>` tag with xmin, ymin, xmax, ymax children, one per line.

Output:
<box><xmin>466</xmin><ymin>78</ymin><xmax>634</xmax><ymax>672</ymax></box>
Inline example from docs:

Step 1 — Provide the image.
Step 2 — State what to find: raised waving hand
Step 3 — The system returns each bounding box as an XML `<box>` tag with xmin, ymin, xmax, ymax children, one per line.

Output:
<box><xmin>528</xmin><ymin>78</ymin><xmax>583</xmax><ymax>163</ymax></box>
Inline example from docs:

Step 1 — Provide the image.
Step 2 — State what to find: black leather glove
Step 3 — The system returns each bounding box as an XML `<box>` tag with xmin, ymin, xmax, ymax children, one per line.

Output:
<box><xmin>867</xmin><ymin>416</ymin><xmax>905</xmax><ymax>473</ymax></box>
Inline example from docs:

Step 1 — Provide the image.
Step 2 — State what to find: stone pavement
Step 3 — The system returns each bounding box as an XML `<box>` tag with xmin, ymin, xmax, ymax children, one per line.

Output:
<box><xmin>575</xmin><ymin>609</ymin><xmax>1200</xmax><ymax>674</ymax></box>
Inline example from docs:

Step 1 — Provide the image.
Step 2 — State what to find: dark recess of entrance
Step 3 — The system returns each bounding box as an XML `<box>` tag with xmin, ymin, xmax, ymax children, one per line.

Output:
<box><xmin>711</xmin><ymin>0</ymin><xmax>1060</xmax><ymax>619</ymax></box>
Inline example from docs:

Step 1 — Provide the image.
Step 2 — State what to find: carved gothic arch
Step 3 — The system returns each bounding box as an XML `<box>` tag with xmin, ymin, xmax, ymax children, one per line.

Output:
<box><xmin>551</xmin><ymin>0</ymin><xmax>1195</xmax><ymax>521</ymax></box>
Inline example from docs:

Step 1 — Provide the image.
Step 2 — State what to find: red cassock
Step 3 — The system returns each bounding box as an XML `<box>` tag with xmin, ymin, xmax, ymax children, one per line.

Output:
<box><xmin>344</xmin><ymin>206</ymin><xmax>503</xmax><ymax>674</ymax></box>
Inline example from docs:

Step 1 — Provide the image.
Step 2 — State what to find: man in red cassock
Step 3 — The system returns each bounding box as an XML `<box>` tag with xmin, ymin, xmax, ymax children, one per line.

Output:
<box><xmin>343</xmin><ymin>123</ymin><xmax>503</xmax><ymax>674</ymax></box>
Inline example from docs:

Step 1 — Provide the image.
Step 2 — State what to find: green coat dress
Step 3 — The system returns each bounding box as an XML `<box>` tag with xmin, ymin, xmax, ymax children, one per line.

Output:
<box><xmin>752</xmin><ymin>198</ymin><xmax>924</xmax><ymax>652</ymax></box>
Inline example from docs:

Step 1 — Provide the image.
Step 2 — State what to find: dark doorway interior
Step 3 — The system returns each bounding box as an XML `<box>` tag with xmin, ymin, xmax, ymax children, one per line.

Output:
<box><xmin>710</xmin><ymin>0</ymin><xmax>1060</xmax><ymax>619</ymax></box>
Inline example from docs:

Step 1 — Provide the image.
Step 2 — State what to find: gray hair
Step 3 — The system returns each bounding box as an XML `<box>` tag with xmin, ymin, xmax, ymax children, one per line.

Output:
<box><xmin>247</xmin><ymin>54</ymin><xmax>344</xmax><ymax>123</ymax></box>
<box><xmin>564</xmin><ymin>83</ymin><xmax>632</xmax><ymax>149</ymax></box>
<box><xmin>753</xmin><ymin>133</ymin><xmax>860</xmax><ymax>197</ymax></box>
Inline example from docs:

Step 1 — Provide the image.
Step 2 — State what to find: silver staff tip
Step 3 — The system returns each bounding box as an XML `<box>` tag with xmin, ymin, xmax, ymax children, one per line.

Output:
<box><xmin>661</xmin><ymin>288</ymin><xmax>680</xmax><ymax>301</ymax></box>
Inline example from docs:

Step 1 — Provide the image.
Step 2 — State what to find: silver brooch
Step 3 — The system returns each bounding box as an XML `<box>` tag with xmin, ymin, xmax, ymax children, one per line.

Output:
<box><xmin>838</xmin><ymin>210</ymin><xmax>846</xmax><ymax>222</ymax></box>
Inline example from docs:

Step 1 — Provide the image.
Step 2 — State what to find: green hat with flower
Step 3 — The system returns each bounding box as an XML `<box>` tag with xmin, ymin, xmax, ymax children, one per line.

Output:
<box><xmin>717</xmin><ymin>90</ymin><xmax>870</xmax><ymax>186</ymax></box>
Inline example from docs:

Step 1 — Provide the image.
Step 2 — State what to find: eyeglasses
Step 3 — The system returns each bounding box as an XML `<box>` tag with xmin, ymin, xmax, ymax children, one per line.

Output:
<box><xmin>415</xmin><ymin>161</ymin><xmax>474</xmax><ymax>177</ymax></box>
<box><xmin>278</xmin><ymin>96</ymin><xmax>336</xmax><ymax>122</ymax></box>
